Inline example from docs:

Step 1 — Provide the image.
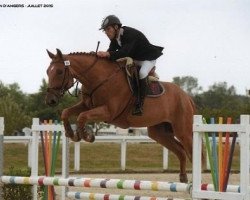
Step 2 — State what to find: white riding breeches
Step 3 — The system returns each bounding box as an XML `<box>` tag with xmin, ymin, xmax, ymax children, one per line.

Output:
<box><xmin>134</xmin><ymin>60</ymin><xmax>156</xmax><ymax>79</ymax></box>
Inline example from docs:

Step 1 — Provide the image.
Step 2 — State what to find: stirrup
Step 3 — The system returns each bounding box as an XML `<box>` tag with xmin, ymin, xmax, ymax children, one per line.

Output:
<box><xmin>132</xmin><ymin>104</ymin><xmax>143</xmax><ymax>116</ymax></box>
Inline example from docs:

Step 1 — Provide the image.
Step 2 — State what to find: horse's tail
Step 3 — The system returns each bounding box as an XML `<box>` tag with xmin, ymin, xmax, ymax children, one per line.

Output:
<box><xmin>189</xmin><ymin>97</ymin><xmax>206</xmax><ymax>166</ymax></box>
<box><xmin>189</xmin><ymin>96</ymin><xmax>206</xmax><ymax>167</ymax></box>
<box><xmin>189</xmin><ymin>96</ymin><xmax>196</xmax><ymax>115</ymax></box>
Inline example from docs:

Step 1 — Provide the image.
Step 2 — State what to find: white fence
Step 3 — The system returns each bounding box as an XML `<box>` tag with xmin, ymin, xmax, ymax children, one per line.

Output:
<box><xmin>1</xmin><ymin>119</ymin><xmax>244</xmax><ymax>172</ymax></box>
<box><xmin>1</xmin><ymin>117</ymin><xmax>246</xmax><ymax>173</ymax></box>
<box><xmin>2</xmin><ymin>119</ymin><xmax>169</xmax><ymax>171</ymax></box>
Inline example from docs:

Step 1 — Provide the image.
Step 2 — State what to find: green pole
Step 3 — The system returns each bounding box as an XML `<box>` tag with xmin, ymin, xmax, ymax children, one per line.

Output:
<box><xmin>203</xmin><ymin>118</ymin><xmax>217</xmax><ymax>190</ymax></box>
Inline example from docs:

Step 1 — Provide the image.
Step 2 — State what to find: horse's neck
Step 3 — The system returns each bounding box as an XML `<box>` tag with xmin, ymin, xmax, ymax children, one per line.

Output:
<box><xmin>68</xmin><ymin>54</ymin><xmax>118</xmax><ymax>89</ymax></box>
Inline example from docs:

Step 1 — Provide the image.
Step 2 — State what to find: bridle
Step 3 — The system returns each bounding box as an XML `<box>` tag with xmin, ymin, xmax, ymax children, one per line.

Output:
<box><xmin>47</xmin><ymin>56</ymin><xmax>99</xmax><ymax>97</ymax></box>
<box><xmin>47</xmin><ymin>60</ymin><xmax>74</xmax><ymax>97</ymax></box>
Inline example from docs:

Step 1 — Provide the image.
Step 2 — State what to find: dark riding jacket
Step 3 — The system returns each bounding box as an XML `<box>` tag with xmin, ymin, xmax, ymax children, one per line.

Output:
<box><xmin>108</xmin><ymin>26</ymin><xmax>164</xmax><ymax>61</ymax></box>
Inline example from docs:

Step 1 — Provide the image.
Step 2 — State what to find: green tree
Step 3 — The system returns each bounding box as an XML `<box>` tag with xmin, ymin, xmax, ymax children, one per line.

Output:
<box><xmin>0</xmin><ymin>81</ymin><xmax>28</xmax><ymax>110</ymax></box>
<box><xmin>0</xmin><ymin>96</ymin><xmax>31</xmax><ymax>135</ymax></box>
<box><xmin>172</xmin><ymin>76</ymin><xmax>202</xmax><ymax>96</ymax></box>
<box><xmin>26</xmin><ymin>79</ymin><xmax>80</xmax><ymax>121</ymax></box>
<box><xmin>194</xmin><ymin>82</ymin><xmax>245</xmax><ymax>121</ymax></box>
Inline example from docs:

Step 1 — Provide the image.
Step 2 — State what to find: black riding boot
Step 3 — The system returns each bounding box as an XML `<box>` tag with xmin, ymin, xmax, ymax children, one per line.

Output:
<box><xmin>132</xmin><ymin>78</ymin><xmax>148</xmax><ymax>116</ymax></box>
<box><xmin>139</xmin><ymin>77</ymin><xmax>148</xmax><ymax>107</ymax></box>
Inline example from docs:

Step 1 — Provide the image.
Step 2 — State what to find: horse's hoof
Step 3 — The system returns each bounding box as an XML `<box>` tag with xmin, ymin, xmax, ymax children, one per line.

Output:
<box><xmin>76</xmin><ymin>126</ymin><xmax>95</xmax><ymax>143</ymax></box>
<box><xmin>71</xmin><ymin>133</ymin><xmax>81</xmax><ymax>142</ymax></box>
<box><xmin>179</xmin><ymin>173</ymin><xmax>188</xmax><ymax>183</ymax></box>
<box><xmin>84</xmin><ymin>134</ymin><xmax>95</xmax><ymax>143</ymax></box>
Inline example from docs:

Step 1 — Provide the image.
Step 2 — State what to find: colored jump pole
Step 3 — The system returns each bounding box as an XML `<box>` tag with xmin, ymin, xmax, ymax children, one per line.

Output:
<box><xmin>210</xmin><ymin>117</ymin><xmax>218</xmax><ymax>191</ymax></box>
<box><xmin>40</xmin><ymin>131</ymin><xmax>48</xmax><ymax>200</ymax></box>
<box><xmin>48</xmin><ymin>120</ymin><xmax>54</xmax><ymax>200</ymax></box>
<box><xmin>0</xmin><ymin>176</ymin><xmax>193</xmax><ymax>193</ymax></box>
<box><xmin>2</xmin><ymin>175</ymin><xmax>250</xmax><ymax>193</ymax></box>
<box><xmin>218</xmin><ymin>117</ymin><xmax>223</xmax><ymax>191</ymax></box>
<box><xmin>0</xmin><ymin>117</ymin><xmax>4</xmax><ymax>200</ymax></box>
<box><xmin>49</xmin><ymin>120</ymin><xmax>61</xmax><ymax>199</ymax></box>
<box><xmin>222</xmin><ymin>117</ymin><xmax>232</xmax><ymax>192</ymax></box>
<box><xmin>41</xmin><ymin>120</ymin><xmax>49</xmax><ymax>200</ymax></box>
<box><xmin>41</xmin><ymin>119</ymin><xmax>62</xmax><ymax>200</ymax></box>
<box><xmin>40</xmin><ymin>131</ymin><xmax>48</xmax><ymax>176</ymax></box>
<box><xmin>66</xmin><ymin>191</ymin><xmax>188</xmax><ymax>200</ymax></box>
<box><xmin>51</xmin><ymin>121</ymin><xmax>61</xmax><ymax>176</ymax></box>
<box><xmin>205</xmin><ymin>117</ymin><xmax>234</xmax><ymax>192</ymax></box>
<box><xmin>203</xmin><ymin>118</ymin><xmax>217</xmax><ymax>190</ymax></box>
<box><xmin>223</xmin><ymin>132</ymin><xmax>237</xmax><ymax>192</ymax></box>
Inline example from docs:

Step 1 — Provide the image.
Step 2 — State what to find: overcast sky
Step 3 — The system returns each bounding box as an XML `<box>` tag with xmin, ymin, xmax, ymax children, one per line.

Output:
<box><xmin>1</xmin><ymin>0</ymin><xmax>250</xmax><ymax>94</ymax></box>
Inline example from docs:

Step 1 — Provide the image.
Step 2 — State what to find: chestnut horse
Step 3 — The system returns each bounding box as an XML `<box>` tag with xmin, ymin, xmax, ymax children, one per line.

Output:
<box><xmin>45</xmin><ymin>49</ymin><xmax>195</xmax><ymax>183</ymax></box>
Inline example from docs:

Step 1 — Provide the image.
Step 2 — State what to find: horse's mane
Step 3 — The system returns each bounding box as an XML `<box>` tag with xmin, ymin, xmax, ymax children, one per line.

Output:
<box><xmin>69</xmin><ymin>52</ymin><xmax>96</xmax><ymax>56</ymax></box>
<box><xmin>68</xmin><ymin>51</ymin><xmax>115</xmax><ymax>64</ymax></box>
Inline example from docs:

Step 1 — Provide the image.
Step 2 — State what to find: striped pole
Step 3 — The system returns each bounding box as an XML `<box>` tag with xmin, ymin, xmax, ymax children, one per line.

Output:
<box><xmin>2</xmin><ymin>176</ymin><xmax>248</xmax><ymax>193</ymax></box>
<box><xmin>0</xmin><ymin>117</ymin><xmax>4</xmax><ymax>199</ymax></box>
<box><xmin>1</xmin><ymin>176</ymin><xmax>192</xmax><ymax>193</ymax></box>
<box><xmin>200</xmin><ymin>183</ymin><xmax>241</xmax><ymax>193</ymax></box>
<box><xmin>66</xmin><ymin>191</ymin><xmax>190</xmax><ymax>200</ymax></box>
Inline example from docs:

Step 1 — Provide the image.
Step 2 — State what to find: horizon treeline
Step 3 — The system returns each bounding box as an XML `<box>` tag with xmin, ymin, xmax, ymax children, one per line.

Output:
<box><xmin>1</xmin><ymin>76</ymin><xmax>250</xmax><ymax>135</ymax></box>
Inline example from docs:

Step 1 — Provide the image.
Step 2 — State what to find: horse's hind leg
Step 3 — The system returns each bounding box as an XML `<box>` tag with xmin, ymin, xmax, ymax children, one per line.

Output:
<box><xmin>172</xmin><ymin>122</ymin><xmax>193</xmax><ymax>163</ymax></box>
<box><xmin>148</xmin><ymin>123</ymin><xmax>189</xmax><ymax>183</ymax></box>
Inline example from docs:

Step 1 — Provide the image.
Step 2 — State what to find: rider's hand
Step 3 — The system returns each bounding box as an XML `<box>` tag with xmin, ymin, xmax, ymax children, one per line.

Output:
<box><xmin>97</xmin><ymin>51</ymin><xmax>110</xmax><ymax>58</ymax></box>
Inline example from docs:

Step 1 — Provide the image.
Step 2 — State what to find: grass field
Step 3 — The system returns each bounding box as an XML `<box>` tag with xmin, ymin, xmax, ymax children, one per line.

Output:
<box><xmin>3</xmin><ymin>142</ymin><xmax>240</xmax><ymax>175</ymax></box>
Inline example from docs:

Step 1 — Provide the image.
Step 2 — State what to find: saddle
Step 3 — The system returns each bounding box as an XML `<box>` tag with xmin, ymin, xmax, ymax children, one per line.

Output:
<box><xmin>117</xmin><ymin>57</ymin><xmax>165</xmax><ymax>97</ymax></box>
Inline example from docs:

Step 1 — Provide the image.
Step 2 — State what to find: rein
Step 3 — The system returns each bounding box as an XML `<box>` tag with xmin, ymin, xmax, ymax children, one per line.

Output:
<box><xmin>48</xmin><ymin>55</ymin><xmax>123</xmax><ymax>103</ymax></box>
<box><xmin>69</xmin><ymin>55</ymin><xmax>123</xmax><ymax>100</ymax></box>
<box><xmin>87</xmin><ymin>63</ymin><xmax>122</xmax><ymax>97</ymax></box>
<box><xmin>80</xmin><ymin>57</ymin><xmax>99</xmax><ymax>75</ymax></box>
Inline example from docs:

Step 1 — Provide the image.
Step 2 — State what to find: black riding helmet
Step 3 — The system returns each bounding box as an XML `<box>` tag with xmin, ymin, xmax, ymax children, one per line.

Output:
<box><xmin>99</xmin><ymin>15</ymin><xmax>122</xmax><ymax>30</ymax></box>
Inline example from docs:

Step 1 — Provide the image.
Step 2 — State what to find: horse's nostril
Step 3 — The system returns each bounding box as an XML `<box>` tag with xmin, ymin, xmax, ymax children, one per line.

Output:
<box><xmin>46</xmin><ymin>98</ymin><xmax>58</xmax><ymax>107</ymax></box>
<box><xmin>49</xmin><ymin>99</ymin><xmax>58</xmax><ymax>106</ymax></box>
<box><xmin>45</xmin><ymin>93</ymin><xmax>59</xmax><ymax>106</ymax></box>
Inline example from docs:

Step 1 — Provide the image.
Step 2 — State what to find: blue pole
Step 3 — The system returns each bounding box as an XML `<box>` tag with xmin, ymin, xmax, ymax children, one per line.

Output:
<box><xmin>211</xmin><ymin>117</ymin><xmax>219</xmax><ymax>191</ymax></box>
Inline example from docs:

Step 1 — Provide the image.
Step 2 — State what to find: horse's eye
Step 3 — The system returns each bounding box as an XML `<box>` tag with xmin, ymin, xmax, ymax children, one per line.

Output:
<box><xmin>56</xmin><ymin>69</ymin><xmax>63</xmax><ymax>75</ymax></box>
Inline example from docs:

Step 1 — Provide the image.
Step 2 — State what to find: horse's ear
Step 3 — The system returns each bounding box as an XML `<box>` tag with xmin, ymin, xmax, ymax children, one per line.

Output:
<box><xmin>56</xmin><ymin>48</ymin><xmax>63</xmax><ymax>59</ymax></box>
<box><xmin>47</xmin><ymin>49</ymin><xmax>55</xmax><ymax>59</ymax></box>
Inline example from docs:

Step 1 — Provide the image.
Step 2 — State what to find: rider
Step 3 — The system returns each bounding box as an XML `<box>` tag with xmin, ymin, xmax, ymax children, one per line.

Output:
<box><xmin>97</xmin><ymin>15</ymin><xmax>164</xmax><ymax>116</ymax></box>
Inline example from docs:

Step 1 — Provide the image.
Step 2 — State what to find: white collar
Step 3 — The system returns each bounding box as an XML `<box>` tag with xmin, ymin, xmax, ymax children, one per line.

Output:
<box><xmin>116</xmin><ymin>28</ymin><xmax>124</xmax><ymax>46</ymax></box>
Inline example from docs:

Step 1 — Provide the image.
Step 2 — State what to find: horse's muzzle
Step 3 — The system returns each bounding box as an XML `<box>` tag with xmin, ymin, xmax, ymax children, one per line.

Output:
<box><xmin>45</xmin><ymin>92</ymin><xmax>59</xmax><ymax>106</ymax></box>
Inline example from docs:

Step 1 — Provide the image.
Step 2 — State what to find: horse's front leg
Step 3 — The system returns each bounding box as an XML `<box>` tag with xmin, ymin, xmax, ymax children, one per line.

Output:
<box><xmin>75</xmin><ymin>105</ymin><xmax>111</xmax><ymax>142</ymax></box>
<box><xmin>61</xmin><ymin>100</ymin><xmax>90</xmax><ymax>142</ymax></box>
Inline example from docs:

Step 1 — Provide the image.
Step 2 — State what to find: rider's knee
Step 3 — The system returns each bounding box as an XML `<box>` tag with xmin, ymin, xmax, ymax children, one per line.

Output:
<box><xmin>139</xmin><ymin>60</ymin><xmax>156</xmax><ymax>79</ymax></box>
<box><xmin>139</xmin><ymin>69</ymin><xmax>148</xmax><ymax>79</ymax></box>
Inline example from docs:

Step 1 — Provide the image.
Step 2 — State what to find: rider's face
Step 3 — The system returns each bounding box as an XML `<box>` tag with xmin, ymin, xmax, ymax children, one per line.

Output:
<box><xmin>104</xmin><ymin>25</ymin><xmax>117</xmax><ymax>40</ymax></box>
